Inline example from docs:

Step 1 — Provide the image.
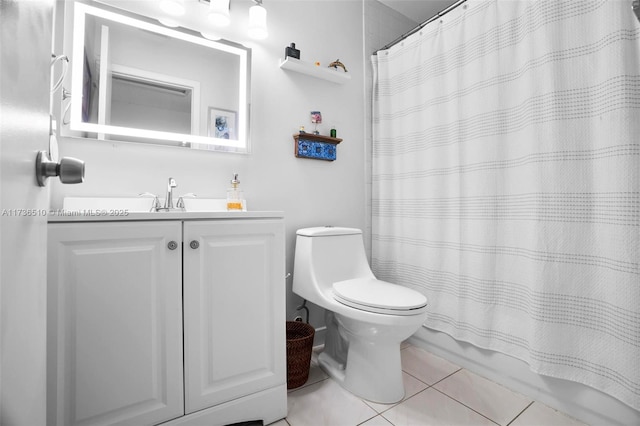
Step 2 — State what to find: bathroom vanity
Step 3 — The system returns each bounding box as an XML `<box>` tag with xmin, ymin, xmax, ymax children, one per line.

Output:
<box><xmin>47</xmin><ymin>211</ymin><xmax>286</xmax><ymax>426</ymax></box>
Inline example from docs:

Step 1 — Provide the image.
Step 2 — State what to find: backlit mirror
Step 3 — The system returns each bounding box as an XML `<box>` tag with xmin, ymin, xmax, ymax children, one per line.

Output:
<box><xmin>64</xmin><ymin>2</ymin><xmax>250</xmax><ymax>151</ymax></box>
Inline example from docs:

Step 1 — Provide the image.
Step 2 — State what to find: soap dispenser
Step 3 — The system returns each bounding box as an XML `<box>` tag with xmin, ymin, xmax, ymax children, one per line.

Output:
<box><xmin>226</xmin><ymin>173</ymin><xmax>245</xmax><ymax>211</ymax></box>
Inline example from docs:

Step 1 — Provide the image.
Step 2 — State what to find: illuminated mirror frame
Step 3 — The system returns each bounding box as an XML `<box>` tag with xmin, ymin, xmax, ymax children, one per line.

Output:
<box><xmin>70</xmin><ymin>2</ymin><xmax>249</xmax><ymax>149</ymax></box>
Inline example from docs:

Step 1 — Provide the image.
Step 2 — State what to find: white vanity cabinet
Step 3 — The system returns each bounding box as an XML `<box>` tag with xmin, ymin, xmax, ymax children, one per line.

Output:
<box><xmin>47</xmin><ymin>221</ymin><xmax>184</xmax><ymax>426</ymax></box>
<box><xmin>183</xmin><ymin>220</ymin><xmax>286</xmax><ymax>414</ymax></box>
<box><xmin>47</xmin><ymin>216</ymin><xmax>286</xmax><ymax>426</ymax></box>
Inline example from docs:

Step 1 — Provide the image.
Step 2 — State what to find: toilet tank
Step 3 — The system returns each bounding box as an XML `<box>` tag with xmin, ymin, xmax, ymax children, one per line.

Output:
<box><xmin>292</xmin><ymin>227</ymin><xmax>375</xmax><ymax>302</ymax></box>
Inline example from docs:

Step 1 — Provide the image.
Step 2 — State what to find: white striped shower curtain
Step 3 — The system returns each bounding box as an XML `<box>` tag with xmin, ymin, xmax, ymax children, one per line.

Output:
<box><xmin>371</xmin><ymin>0</ymin><xmax>639</xmax><ymax>410</ymax></box>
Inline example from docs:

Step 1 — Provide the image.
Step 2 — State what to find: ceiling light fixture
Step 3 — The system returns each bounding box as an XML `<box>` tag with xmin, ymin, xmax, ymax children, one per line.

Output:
<box><xmin>161</xmin><ymin>0</ymin><xmax>269</xmax><ymax>40</ymax></box>
<box><xmin>208</xmin><ymin>0</ymin><xmax>231</xmax><ymax>27</ymax></box>
<box><xmin>248</xmin><ymin>0</ymin><xmax>268</xmax><ymax>40</ymax></box>
<box><xmin>159</xmin><ymin>0</ymin><xmax>185</xmax><ymax>16</ymax></box>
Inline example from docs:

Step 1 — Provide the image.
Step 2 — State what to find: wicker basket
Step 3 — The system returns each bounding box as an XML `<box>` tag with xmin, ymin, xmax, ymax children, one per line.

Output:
<box><xmin>286</xmin><ymin>321</ymin><xmax>315</xmax><ymax>389</ymax></box>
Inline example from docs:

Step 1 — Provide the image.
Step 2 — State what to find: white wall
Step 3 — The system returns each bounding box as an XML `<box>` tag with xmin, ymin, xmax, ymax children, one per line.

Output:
<box><xmin>51</xmin><ymin>0</ymin><xmax>366</xmax><ymax>326</ymax></box>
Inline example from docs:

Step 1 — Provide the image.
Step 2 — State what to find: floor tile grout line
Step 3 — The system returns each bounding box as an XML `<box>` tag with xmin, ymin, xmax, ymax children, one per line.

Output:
<box><xmin>400</xmin><ymin>363</ymin><xmax>463</xmax><ymax>389</ymax></box>
<box><xmin>376</xmin><ymin>384</ymin><xmax>437</xmax><ymax>424</ymax></box>
<box><xmin>431</xmin><ymin>386</ymin><xmax>501</xmax><ymax>426</ymax></box>
<box><xmin>356</xmin><ymin>413</ymin><xmax>387</xmax><ymax>426</ymax></box>
<box><xmin>392</xmin><ymin>363</ymin><xmax>465</xmax><ymax>418</ymax></box>
<box><xmin>433</xmin><ymin>367</ymin><xmax>463</xmax><ymax>386</ymax></box>
<box><xmin>399</xmin><ymin>369</ymin><xmax>423</xmax><ymax>385</ymax></box>
<box><xmin>506</xmin><ymin>400</ymin><xmax>535</xmax><ymax>426</ymax></box>
<box><xmin>286</xmin><ymin>376</ymin><xmax>330</xmax><ymax>395</ymax></box>
<box><xmin>361</xmin><ymin>382</ymin><xmax>433</xmax><ymax>417</ymax></box>
<box><xmin>362</xmin><ymin>399</ymin><xmax>396</xmax><ymax>416</ymax></box>
<box><xmin>376</xmin><ymin>388</ymin><xmax>432</xmax><ymax>426</ymax></box>
<box><xmin>380</xmin><ymin>412</ymin><xmax>394</xmax><ymax>426</ymax></box>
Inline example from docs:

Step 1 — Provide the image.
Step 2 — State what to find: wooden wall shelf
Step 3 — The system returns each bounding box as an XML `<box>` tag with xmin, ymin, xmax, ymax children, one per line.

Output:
<box><xmin>279</xmin><ymin>57</ymin><xmax>351</xmax><ymax>84</ymax></box>
<box><xmin>293</xmin><ymin>133</ymin><xmax>343</xmax><ymax>161</ymax></box>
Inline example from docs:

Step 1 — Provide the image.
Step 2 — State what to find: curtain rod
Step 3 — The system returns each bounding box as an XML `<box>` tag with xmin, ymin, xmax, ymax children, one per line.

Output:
<box><xmin>373</xmin><ymin>0</ymin><xmax>467</xmax><ymax>55</ymax></box>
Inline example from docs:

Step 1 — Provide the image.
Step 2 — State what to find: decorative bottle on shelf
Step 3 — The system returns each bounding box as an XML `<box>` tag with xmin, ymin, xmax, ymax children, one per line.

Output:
<box><xmin>226</xmin><ymin>173</ymin><xmax>245</xmax><ymax>211</ymax></box>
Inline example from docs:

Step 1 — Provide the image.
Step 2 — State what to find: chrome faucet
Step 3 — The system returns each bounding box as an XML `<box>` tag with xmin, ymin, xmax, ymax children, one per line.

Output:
<box><xmin>138</xmin><ymin>192</ymin><xmax>161</xmax><ymax>212</ymax></box>
<box><xmin>164</xmin><ymin>177</ymin><xmax>177</xmax><ymax>210</ymax></box>
<box><xmin>176</xmin><ymin>193</ymin><xmax>197</xmax><ymax>210</ymax></box>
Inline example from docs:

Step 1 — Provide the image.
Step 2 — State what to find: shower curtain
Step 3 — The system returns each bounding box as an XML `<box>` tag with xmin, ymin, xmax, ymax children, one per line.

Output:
<box><xmin>371</xmin><ymin>0</ymin><xmax>639</xmax><ymax>410</ymax></box>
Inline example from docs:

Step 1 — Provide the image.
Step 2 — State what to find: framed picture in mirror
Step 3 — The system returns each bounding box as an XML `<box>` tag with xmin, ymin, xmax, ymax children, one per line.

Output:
<box><xmin>208</xmin><ymin>107</ymin><xmax>237</xmax><ymax>140</ymax></box>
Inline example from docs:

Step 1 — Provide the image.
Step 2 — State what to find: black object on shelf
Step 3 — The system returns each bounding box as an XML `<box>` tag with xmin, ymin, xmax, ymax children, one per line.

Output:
<box><xmin>285</xmin><ymin>42</ymin><xmax>300</xmax><ymax>60</ymax></box>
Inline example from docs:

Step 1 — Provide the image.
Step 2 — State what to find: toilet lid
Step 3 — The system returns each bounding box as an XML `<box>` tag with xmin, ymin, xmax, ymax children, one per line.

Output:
<box><xmin>332</xmin><ymin>278</ymin><xmax>428</xmax><ymax>314</ymax></box>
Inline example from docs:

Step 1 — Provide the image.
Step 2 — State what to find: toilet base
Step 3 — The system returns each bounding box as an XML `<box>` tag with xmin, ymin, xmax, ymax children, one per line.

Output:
<box><xmin>318</xmin><ymin>329</ymin><xmax>405</xmax><ymax>404</ymax></box>
<box><xmin>318</xmin><ymin>341</ymin><xmax>405</xmax><ymax>404</ymax></box>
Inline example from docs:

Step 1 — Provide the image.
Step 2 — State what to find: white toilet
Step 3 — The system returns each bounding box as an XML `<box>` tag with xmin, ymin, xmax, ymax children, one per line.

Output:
<box><xmin>292</xmin><ymin>226</ymin><xmax>428</xmax><ymax>403</ymax></box>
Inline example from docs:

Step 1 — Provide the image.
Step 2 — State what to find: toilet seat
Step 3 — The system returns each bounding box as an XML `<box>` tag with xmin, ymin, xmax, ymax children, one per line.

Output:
<box><xmin>332</xmin><ymin>278</ymin><xmax>428</xmax><ymax>315</ymax></box>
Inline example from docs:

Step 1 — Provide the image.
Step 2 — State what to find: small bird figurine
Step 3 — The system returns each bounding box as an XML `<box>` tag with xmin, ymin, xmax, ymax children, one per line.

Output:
<box><xmin>328</xmin><ymin>59</ymin><xmax>348</xmax><ymax>72</ymax></box>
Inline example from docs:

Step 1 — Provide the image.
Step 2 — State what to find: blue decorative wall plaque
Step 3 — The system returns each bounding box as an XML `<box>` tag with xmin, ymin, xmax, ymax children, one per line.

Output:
<box><xmin>293</xmin><ymin>134</ymin><xmax>342</xmax><ymax>161</ymax></box>
<box><xmin>297</xmin><ymin>139</ymin><xmax>336</xmax><ymax>160</ymax></box>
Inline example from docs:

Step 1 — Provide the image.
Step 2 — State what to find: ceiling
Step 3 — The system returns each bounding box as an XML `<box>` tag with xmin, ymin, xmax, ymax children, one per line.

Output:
<box><xmin>94</xmin><ymin>0</ymin><xmax>462</xmax><ymax>42</ymax></box>
<box><xmin>379</xmin><ymin>0</ymin><xmax>460</xmax><ymax>25</ymax></box>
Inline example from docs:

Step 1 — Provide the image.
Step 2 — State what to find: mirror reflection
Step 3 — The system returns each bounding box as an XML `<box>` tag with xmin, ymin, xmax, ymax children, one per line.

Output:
<box><xmin>65</xmin><ymin>2</ymin><xmax>250</xmax><ymax>151</ymax></box>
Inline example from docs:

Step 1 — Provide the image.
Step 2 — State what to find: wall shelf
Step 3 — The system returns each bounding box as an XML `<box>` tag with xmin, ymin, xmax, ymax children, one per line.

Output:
<box><xmin>279</xmin><ymin>57</ymin><xmax>351</xmax><ymax>84</ymax></box>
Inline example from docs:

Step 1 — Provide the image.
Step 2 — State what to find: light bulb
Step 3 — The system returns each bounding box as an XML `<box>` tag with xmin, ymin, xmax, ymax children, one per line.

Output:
<box><xmin>158</xmin><ymin>18</ymin><xmax>179</xmax><ymax>28</ymax></box>
<box><xmin>201</xmin><ymin>31</ymin><xmax>222</xmax><ymax>41</ymax></box>
<box><xmin>248</xmin><ymin>3</ymin><xmax>268</xmax><ymax>40</ymax></box>
<box><xmin>208</xmin><ymin>0</ymin><xmax>231</xmax><ymax>27</ymax></box>
<box><xmin>159</xmin><ymin>0</ymin><xmax>185</xmax><ymax>16</ymax></box>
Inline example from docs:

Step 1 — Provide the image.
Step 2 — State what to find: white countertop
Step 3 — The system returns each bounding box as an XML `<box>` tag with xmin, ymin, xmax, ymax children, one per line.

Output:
<box><xmin>48</xmin><ymin>210</ymin><xmax>284</xmax><ymax>223</ymax></box>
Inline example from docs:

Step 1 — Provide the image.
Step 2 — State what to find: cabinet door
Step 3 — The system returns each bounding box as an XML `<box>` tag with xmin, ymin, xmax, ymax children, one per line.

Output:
<box><xmin>47</xmin><ymin>221</ymin><xmax>184</xmax><ymax>426</ymax></box>
<box><xmin>183</xmin><ymin>219</ymin><xmax>286</xmax><ymax>413</ymax></box>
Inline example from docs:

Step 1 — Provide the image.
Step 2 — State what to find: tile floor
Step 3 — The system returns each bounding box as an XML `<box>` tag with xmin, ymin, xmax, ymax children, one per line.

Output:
<box><xmin>273</xmin><ymin>343</ymin><xmax>586</xmax><ymax>426</ymax></box>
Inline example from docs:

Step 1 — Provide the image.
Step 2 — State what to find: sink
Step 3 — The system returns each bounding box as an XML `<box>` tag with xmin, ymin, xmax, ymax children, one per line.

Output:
<box><xmin>62</xmin><ymin>197</ymin><xmax>155</xmax><ymax>212</ymax></box>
